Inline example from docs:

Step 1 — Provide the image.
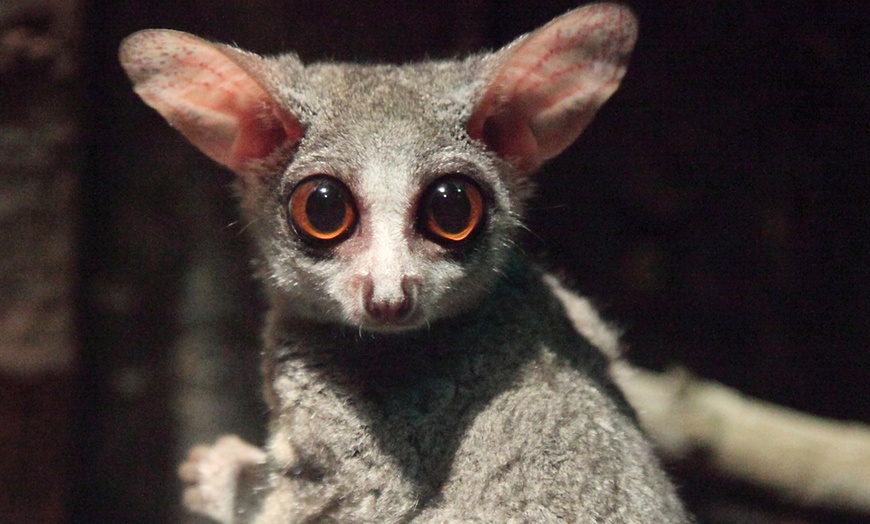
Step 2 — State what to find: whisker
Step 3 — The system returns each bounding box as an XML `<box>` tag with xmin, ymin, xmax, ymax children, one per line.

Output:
<box><xmin>233</xmin><ymin>218</ymin><xmax>260</xmax><ymax>236</ymax></box>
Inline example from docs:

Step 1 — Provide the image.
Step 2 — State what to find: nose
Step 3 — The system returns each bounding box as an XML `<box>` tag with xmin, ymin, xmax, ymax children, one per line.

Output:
<box><xmin>362</xmin><ymin>276</ymin><xmax>416</xmax><ymax>323</ymax></box>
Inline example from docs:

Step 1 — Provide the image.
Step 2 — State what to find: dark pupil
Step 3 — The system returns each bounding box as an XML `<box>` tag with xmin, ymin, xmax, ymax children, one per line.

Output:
<box><xmin>307</xmin><ymin>182</ymin><xmax>346</xmax><ymax>233</ymax></box>
<box><xmin>429</xmin><ymin>182</ymin><xmax>470</xmax><ymax>234</ymax></box>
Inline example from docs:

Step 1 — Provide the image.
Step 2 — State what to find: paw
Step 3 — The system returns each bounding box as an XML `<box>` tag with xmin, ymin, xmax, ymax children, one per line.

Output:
<box><xmin>179</xmin><ymin>435</ymin><xmax>267</xmax><ymax>524</ymax></box>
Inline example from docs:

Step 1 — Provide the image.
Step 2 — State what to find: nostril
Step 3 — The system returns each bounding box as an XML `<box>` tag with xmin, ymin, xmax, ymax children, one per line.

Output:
<box><xmin>363</xmin><ymin>276</ymin><xmax>417</xmax><ymax>323</ymax></box>
<box><xmin>365</xmin><ymin>296</ymin><xmax>411</xmax><ymax>322</ymax></box>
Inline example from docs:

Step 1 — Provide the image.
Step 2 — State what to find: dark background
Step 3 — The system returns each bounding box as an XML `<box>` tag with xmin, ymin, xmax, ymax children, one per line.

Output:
<box><xmin>1</xmin><ymin>1</ymin><xmax>867</xmax><ymax>523</ymax></box>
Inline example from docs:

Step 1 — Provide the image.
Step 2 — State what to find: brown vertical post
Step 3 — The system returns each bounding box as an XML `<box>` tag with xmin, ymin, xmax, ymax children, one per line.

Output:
<box><xmin>0</xmin><ymin>0</ymin><xmax>82</xmax><ymax>522</ymax></box>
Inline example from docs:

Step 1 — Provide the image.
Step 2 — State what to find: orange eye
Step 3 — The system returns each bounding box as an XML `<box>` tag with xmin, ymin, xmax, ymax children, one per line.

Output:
<box><xmin>288</xmin><ymin>176</ymin><xmax>357</xmax><ymax>246</ymax></box>
<box><xmin>419</xmin><ymin>175</ymin><xmax>485</xmax><ymax>245</ymax></box>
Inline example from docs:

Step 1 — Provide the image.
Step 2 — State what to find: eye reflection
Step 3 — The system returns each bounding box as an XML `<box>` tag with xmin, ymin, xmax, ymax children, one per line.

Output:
<box><xmin>288</xmin><ymin>176</ymin><xmax>357</xmax><ymax>245</ymax></box>
<box><xmin>419</xmin><ymin>175</ymin><xmax>484</xmax><ymax>245</ymax></box>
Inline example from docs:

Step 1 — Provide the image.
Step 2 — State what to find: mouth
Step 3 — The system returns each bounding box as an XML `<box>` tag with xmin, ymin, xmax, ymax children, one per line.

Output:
<box><xmin>356</xmin><ymin>311</ymin><xmax>428</xmax><ymax>334</ymax></box>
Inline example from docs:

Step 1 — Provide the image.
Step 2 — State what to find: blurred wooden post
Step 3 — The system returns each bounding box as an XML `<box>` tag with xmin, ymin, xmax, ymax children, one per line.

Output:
<box><xmin>0</xmin><ymin>0</ymin><xmax>82</xmax><ymax>522</ymax></box>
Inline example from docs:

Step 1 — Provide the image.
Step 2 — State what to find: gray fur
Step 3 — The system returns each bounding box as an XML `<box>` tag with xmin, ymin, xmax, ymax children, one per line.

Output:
<box><xmin>120</xmin><ymin>4</ymin><xmax>691</xmax><ymax>523</ymax></box>
<box><xmin>249</xmin><ymin>263</ymin><xmax>688</xmax><ymax>523</ymax></box>
<box><xmin>236</xmin><ymin>55</ymin><xmax>524</xmax><ymax>330</ymax></box>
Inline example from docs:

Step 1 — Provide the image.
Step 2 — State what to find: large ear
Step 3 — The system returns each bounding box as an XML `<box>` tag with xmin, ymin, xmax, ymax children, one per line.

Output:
<box><xmin>119</xmin><ymin>30</ymin><xmax>303</xmax><ymax>174</ymax></box>
<box><xmin>468</xmin><ymin>3</ymin><xmax>638</xmax><ymax>174</ymax></box>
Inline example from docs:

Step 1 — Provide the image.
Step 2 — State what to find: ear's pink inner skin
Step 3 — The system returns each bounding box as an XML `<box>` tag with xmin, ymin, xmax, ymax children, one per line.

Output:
<box><xmin>120</xmin><ymin>30</ymin><xmax>302</xmax><ymax>173</ymax></box>
<box><xmin>467</xmin><ymin>4</ymin><xmax>635</xmax><ymax>173</ymax></box>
